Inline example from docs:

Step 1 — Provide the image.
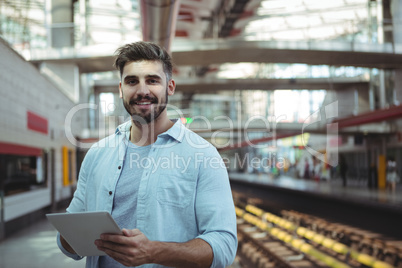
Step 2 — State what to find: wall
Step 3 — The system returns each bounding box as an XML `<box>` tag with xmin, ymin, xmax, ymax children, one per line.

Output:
<box><xmin>0</xmin><ymin>38</ymin><xmax>80</xmax><ymax>222</ymax></box>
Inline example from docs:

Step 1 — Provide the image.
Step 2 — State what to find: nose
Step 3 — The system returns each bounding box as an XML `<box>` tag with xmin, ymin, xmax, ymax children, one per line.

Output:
<box><xmin>136</xmin><ymin>80</ymin><xmax>151</xmax><ymax>97</ymax></box>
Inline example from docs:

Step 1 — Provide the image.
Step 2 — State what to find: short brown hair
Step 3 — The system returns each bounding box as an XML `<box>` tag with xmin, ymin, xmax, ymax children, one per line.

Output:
<box><xmin>114</xmin><ymin>41</ymin><xmax>173</xmax><ymax>80</ymax></box>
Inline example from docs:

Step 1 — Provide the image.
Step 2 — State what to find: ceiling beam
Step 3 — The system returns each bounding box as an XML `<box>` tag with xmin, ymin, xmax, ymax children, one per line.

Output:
<box><xmin>29</xmin><ymin>40</ymin><xmax>402</xmax><ymax>73</ymax></box>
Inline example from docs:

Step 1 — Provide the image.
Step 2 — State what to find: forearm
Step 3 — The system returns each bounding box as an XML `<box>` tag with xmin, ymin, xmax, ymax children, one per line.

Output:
<box><xmin>151</xmin><ymin>238</ymin><xmax>213</xmax><ymax>268</ymax></box>
<box><xmin>60</xmin><ymin>235</ymin><xmax>77</xmax><ymax>255</ymax></box>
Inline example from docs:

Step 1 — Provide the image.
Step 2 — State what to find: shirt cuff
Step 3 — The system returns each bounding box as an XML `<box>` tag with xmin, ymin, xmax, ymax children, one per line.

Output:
<box><xmin>196</xmin><ymin>232</ymin><xmax>237</xmax><ymax>268</ymax></box>
<box><xmin>57</xmin><ymin>232</ymin><xmax>84</xmax><ymax>261</ymax></box>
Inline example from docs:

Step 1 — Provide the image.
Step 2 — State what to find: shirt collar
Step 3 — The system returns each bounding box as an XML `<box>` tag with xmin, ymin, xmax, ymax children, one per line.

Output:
<box><xmin>158</xmin><ymin>119</ymin><xmax>185</xmax><ymax>143</ymax></box>
<box><xmin>115</xmin><ymin>120</ymin><xmax>131</xmax><ymax>135</ymax></box>
<box><xmin>115</xmin><ymin>119</ymin><xmax>185</xmax><ymax>143</ymax></box>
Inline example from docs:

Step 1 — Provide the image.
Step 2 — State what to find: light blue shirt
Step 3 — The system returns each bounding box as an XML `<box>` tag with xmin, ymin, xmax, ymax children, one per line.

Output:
<box><xmin>99</xmin><ymin>143</ymin><xmax>151</xmax><ymax>267</ymax></box>
<box><xmin>57</xmin><ymin>119</ymin><xmax>237</xmax><ymax>268</ymax></box>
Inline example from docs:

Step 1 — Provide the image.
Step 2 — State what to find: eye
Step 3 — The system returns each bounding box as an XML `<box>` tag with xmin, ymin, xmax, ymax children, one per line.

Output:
<box><xmin>126</xmin><ymin>79</ymin><xmax>137</xmax><ymax>85</ymax></box>
<box><xmin>148</xmin><ymin>79</ymin><xmax>158</xmax><ymax>84</ymax></box>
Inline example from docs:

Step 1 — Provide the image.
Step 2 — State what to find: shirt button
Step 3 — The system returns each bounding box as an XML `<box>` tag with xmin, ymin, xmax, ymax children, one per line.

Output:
<box><xmin>118</xmin><ymin>166</ymin><xmax>121</xmax><ymax>169</ymax></box>
<box><xmin>109</xmin><ymin>191</ymin><xmax>113</xmax><ymax>195</ymax></box>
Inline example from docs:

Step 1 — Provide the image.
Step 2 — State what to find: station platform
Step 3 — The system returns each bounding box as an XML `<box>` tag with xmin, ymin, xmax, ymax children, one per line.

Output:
<box><xmin>229</xmin><ymin>172</ymin><xmax>402</xmax><ymax>211</ymax></box>
<box><xmin>0</xmin><ymin>213</ymin><xmax>243</xmax><ymax>268</ymax></box>
<box><xmin>0</xmin><ymin>216</ymin><xmax>83</xmax><ymax>268</ymax></box>
<box><xmin>1</xmin><ymin>172</ymin><xmax>400</xmax><ymax>268</ymax></box>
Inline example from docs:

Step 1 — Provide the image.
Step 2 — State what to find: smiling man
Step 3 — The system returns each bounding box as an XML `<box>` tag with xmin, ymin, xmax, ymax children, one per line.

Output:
<box><xmin>121</xmin><ymin>60</ymin><xmax>172</xmax><ymax>127</ymax></box>
<box><xmin>56</xmin><ymin>41</ymin><xmax>238</xmax><ymax>268</ymax></box>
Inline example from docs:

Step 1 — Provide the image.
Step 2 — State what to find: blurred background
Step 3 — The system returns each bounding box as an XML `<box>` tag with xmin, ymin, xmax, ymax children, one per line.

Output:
<box><xmin>1</xmin><ymin>0</ymin><xmax>402</xmax><ymax>267</ymax></box>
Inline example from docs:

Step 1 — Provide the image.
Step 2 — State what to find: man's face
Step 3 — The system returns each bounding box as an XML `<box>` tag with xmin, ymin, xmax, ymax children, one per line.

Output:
<box><xmin>119</xmin><ymin>60</ymin><xmax>175</xmax><ymax>125</ymax></box>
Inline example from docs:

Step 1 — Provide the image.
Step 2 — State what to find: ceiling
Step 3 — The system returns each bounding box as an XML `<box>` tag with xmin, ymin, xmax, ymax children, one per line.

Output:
<box><xmin>4</xmin><ymin>0</ymin><xmax>401</xmax><ymax>139</ymax></box>
<box><xmin>1</xmin><ymin>0</ymin><xmax>378</xmax><ymax>74</ymax></box>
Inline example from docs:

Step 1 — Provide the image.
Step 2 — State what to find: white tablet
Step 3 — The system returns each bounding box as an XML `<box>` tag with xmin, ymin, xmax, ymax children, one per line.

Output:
<box><xmin>46</xmin><ymin>211</ymin><xmax>122</xmax><ymax>256</ymax></box>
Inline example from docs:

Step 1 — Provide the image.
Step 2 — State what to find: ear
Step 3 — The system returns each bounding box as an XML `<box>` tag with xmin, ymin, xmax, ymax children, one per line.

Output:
<box><xmin>167</xmin><ymin>79</ymin><xmax>175</xmax><ymax>96</ymax></box>
<box><xmin>119</xmin><ymin>82</ymin><xmax>123</xmax><ymax>98</ymax></box>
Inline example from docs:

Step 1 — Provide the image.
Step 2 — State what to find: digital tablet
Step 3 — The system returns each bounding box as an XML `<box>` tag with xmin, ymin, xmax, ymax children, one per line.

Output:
<box><xmin>46</xmin><ymin>211</ymin><xmax>122</xmax><ymax>256</ymax></box>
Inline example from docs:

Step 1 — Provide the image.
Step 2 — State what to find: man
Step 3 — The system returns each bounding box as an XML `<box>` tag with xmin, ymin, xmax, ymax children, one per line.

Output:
<box><xmin>339</xmin><ymin>154</ymin><xmax>348</xmax><ymax>187</ymax></box>
<box><xmin>57</xmin><ymin>41</ymin><xmax>238</xmax><ymax>268</ymax></box>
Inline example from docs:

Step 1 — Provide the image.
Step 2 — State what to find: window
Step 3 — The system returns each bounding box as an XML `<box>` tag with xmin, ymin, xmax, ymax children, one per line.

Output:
<box><xmin>0</xmin><ymin>154</ymin><xmax>47</xmax><ymax>196</ymax></box>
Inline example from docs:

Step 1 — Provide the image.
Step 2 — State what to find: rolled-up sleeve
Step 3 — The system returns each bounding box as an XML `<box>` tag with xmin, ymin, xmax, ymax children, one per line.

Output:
<box><xmin>195</xmin><ymin>150</ymin><xmax>238</xmax><ymax>267</ymax></box>
<box><xmin>56</xmin><ymin>232</ymin><xmax>83</xmax><ymax>261</ymax></box>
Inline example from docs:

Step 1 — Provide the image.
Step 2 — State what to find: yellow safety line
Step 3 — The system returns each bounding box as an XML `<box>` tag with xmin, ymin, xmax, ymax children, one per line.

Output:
<box><xmin>243</xmin><ymin>205</ymin><xmax>394</xmax><ymax>268</ymax></box>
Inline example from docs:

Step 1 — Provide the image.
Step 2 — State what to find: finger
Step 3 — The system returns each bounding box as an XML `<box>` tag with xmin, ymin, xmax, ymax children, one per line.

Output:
<box><xmin>100</xmin><ymin>229</ymin><xmax>141</xmax><ymax>243</ymax></box>
<box><xmin>95</xmin><ymin>239</ymin><xmax>136</xmax><ymax>266</ymax></box>
<box><xmin>95</xmin><ymin>239</ymin><xmax>129</xmax><ymax>254</ymax></box>
<box><xmin>95</xmin><ymin>240</ymin><xmax>143</xmax><ymax>267</ymax></box>
<box><xmin>96</xmin><ymin>243</ymin><xmax>132</xmax><ymax>266</ymax></box>
<box><xmin>100</xmin><ymin>233</ymin><xmax>129</xmax><ymax>244</ymax></box>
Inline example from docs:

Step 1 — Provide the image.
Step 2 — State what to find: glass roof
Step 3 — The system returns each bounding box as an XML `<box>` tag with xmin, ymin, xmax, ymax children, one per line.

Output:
<box><xmin>1</xmin><ymin>0</ymin><xmax>378</xmax><ymax>49</ymax></box>
<box><xmin>0</xmin><ymin>0</ymin><xmax>379</xmax><ymax>81</ymax></box>
<box><xmin>244</xmin><ymin>0</ymin><xmax>371</xmax><ymax>42</ymax></box>
<box><xmin>0</xmin><ymin>0</ymin><xmax>141</xmax><ymax>50</ymax></box>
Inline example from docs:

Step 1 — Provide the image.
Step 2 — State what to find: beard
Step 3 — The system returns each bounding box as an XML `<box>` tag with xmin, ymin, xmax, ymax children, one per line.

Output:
<box><xmin>122</xmin><ymin>88</ymin><xmax>168</xmax><ymax>126</ymax></box>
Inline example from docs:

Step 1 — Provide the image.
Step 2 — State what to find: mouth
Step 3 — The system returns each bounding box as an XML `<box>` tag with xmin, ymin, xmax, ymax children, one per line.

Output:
<box><xmin>135</xmin><ymin>101</ymin><xmax>153</xmax><ymax>105</ymax></box>
<box><xmin>130</xmin><ymin>98</ymin><xmax>157</xmax><ymax>109</ymax></box>
<box><xmin>130</xmin><ymin>96</ymin><xmax>156</xmax><ymax>103</ymax></box>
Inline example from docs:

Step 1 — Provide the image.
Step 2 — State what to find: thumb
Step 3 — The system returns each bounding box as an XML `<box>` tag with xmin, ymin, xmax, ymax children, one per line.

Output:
<box><xmin>122</xmin><ymin>228</ymin><xmax>142</xmax><ymax>237</ymax></box>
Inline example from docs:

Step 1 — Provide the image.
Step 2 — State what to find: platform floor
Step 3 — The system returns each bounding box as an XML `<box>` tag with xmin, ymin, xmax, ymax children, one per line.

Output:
<box><xmin>0</xmin><ymin>217</ymin><xmax>84</xmax><ymax>268</ymax></box>
<box><xmin>0</xmin><ymin>215</ymin><xmax>243</xmax><ymax>268</ymax></box>
<box><xmin>1</xmin><ymin>172</ymin><xmax>400</xmax><ymax>267</ymax></box>
<box><xmin>230</xmin><ymin>172</ymin><xmax>402</xmax><ymax>210</ymax></box>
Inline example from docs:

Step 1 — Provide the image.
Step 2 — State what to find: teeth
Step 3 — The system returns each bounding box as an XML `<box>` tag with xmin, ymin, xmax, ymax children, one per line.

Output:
<box><xmin>137</xmin><ymin>102</ymin><xmax>152</xmax><ymax>105</ymax></box>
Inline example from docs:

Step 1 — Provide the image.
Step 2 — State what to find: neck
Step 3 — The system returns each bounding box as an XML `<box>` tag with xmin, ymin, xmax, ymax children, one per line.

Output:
<box><xmin>130</xmin><ymin>114</ymin><xmax>173</xmax><ymax>146</ymax></box>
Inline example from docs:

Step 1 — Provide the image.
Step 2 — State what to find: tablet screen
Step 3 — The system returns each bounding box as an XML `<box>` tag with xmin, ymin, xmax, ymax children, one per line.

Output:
<box><xmin>47</xmin><ymin>211</ymin><xmax>122</xmax><ymax>256</ymax></box>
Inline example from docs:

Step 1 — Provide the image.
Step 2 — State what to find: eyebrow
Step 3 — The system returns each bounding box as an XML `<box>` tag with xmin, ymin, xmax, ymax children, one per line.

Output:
<box><xmin>123</xmin><ymin>74</ymin><xmax>162</xmax><ymax>82</ymax></box>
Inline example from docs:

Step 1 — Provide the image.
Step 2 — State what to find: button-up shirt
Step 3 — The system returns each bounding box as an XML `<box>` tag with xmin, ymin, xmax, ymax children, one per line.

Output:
<box><xmin>57</xmin><ymin>119</ymin><xmax>237</xmax><ymax>268</ymax></box>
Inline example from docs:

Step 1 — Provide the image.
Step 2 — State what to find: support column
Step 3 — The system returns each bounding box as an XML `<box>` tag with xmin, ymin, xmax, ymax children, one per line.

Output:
<box><xmin>0</xmin><ymin>156</ymin><xmax>5</xmax><ymax>241</ymax></box>
<box><xmin>369</xmin><ymin>72</ymin><xmax>376</xmax><ymax>110</ymax></box>
<box><xmin>50</xmin><ymin>148</ymin><xmax>57</xmax><ymax>212</ymax></box>
<box><xmin>0</xmin><ymin>187</ymin><xmax>4</xmax><ymax>241</ymax></box>
<box><xmin>391</xmin><ymin>0</ymin><xmax>402</xmax><ymax>49</ymax></box>
<box><xmin>379</xmin><ymin>69</ymin><xmax>387</xmax><ymax>108</ymax></box>
<box><xmin>391</xmin><ymin>0</ymin><xmax>402</xmax><ymax>104</ymax></box>
<box><xmin>78</xmin><ymin>0</ymin><xmax>88</xmax><ymax>47</ymax></box>
<box><xmin>378</xmin><ymin>141</ymin><xmax>387</xmax><ymax>190</ymax></box>
<box><xmin>42</xmin><ymin>0</ymin><xmax>81</xmax><ymax>109</ymax></box>
<box><xmin>377</xmin><ymin>0</ymin><xmax>384</xmax><ymax>44</ymax></box>
<box><xmin>50</xmin><ymin>0</ymin><xmax>74</xmax><ymax>48</ymax></box>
